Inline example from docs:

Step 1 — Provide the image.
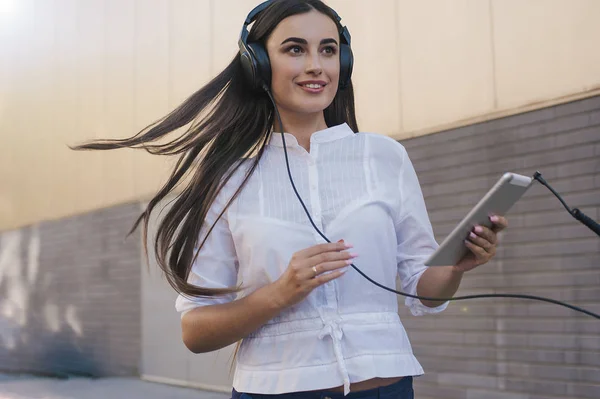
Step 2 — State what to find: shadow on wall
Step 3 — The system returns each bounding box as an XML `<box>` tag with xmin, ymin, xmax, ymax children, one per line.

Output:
<box><xmin>0</xmin><ymin>203</ymin><xmax>142</xmax><ymax>377</ymax></box>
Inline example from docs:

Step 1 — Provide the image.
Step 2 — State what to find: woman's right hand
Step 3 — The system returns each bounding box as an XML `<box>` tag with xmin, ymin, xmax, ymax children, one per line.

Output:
<box><xmin>269</xmin><ymin>240</ymin><xmax>358</xmax><ymax>309</ymax></box>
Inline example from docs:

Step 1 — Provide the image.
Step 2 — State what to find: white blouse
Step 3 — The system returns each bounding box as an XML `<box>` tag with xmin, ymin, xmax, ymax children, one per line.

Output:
<box><xmin>175</xmin><ymin>123</ymin><xmax>448</xmax><ymax>395</ymax></box>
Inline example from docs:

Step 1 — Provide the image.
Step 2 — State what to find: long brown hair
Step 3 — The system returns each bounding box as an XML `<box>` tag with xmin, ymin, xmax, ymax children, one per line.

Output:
<box><xmin>72</xmin><ymin>0</ymin><xmax>359</xmax><ymax>299</ymax></box>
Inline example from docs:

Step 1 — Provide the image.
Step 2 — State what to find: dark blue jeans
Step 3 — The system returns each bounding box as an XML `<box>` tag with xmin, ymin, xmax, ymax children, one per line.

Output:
<box><xmin>232</xmin><ymin>377</ymin><xmax>414</xmax><ymax>399</ymax></box>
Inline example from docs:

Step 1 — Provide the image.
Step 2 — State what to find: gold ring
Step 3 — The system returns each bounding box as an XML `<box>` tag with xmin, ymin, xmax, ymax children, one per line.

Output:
<box><xmin>312</xmin><ymin>266</ymin><xmax>318</xmax><ymax>277</ymax></box>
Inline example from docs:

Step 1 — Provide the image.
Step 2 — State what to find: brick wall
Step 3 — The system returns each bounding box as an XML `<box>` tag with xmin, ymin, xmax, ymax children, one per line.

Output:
<box><xmin>0</xmin><ymin>203</ymin><xmax>142</xmax><ymax>377</ymax></box>
<box><xmin>399</xmin><ymin>96</ymin><xmax>600</xmax><ymax>399</ymax></box>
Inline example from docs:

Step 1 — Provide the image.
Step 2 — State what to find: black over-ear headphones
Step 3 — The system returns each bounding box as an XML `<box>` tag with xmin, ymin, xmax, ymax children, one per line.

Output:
<box><xmin>238</xmin><ymin>0</ymin><xmax>354</xmax><ymax>92</ymax></box>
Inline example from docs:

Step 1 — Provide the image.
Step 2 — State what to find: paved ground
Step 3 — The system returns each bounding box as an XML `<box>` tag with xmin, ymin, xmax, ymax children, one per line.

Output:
<box><xmin>0</xmin><ymin>374</ymin><xmax>230</xmax><ymax>399</ymax></box>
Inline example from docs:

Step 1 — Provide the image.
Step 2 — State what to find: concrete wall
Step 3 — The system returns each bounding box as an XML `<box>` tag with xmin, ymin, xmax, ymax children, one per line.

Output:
<box><xmin>2</xmin><ymin>0</ymin><xmax>600</xmax><ymax>230</ymax></box>
<box><xmin>140</xmin><ymin>199</ymin><xmax>236</xmax><ymax>392</ymax></box>
<box><xmin>0</xmin><ymin>203</ymin><xmax>141</xmax><ymax>377</ymax></box>
<box><xmin>398</xmin><ymin>95</ymin><xmax>600</xmax><ymax>399</ymax></box>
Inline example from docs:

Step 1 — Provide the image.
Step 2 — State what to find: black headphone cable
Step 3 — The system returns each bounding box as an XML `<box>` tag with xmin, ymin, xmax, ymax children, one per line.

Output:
<box><xmin>264</xmin><ymin>89</ymin><xmax>600</xmax><ymax>321</ymax></box>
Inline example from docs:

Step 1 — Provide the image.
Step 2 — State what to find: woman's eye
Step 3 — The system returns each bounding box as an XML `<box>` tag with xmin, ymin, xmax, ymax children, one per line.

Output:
<box><xmin>322</xmin><ymin>46</ymin><xmax>337</xmax><ymax>55</ymax></box>
<box><xmin>288</xmin><ymin>46</ymin><xmax>303</xmax><ymax>55</ymax></box>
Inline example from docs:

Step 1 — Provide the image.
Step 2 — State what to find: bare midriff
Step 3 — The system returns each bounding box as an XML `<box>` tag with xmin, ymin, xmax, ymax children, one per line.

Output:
<box><xmin>319</xmin><ymin>376</ymin><xmax>404</xmax><ymax>393</ymax></box>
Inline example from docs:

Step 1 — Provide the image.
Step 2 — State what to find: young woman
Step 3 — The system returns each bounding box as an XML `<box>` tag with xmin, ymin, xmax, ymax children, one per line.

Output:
<box><xmin>74</xmin><ymin>1</ymin><xmax>507</xmax><ymax>398</ymax></box>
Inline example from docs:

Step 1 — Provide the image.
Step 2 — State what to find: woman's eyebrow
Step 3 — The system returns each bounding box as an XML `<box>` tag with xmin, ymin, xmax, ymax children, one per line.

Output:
<box><xmin>280</xmin><ymin>37</ymin><xmax>338</xmax><ymax>46</ymax></box>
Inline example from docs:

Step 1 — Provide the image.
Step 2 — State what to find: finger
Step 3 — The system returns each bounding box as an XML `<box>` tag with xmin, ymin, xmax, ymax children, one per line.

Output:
<box><xmin>472</xmin><ymin>225</ymin><xmax>497</xmax><ymax>245</ymax></box>
<box><xmin>464</xmin><ymin>239</ymin><xmax>489</xmax><ymax>261</ymax></box>
<box><xmin>295</xmin><ymin>241</ymin><xmax>352</xmax><ymax>259</ymax></box>
<box><xmin>489</xmin><ymin>215</ymin><xmax>508</xmax><ymax>232</ymax></box>
<box><xmin>301</xmin><ymin>257</ymin><xmax>356</xmax><ymax>280</ymax></box>
<box><xmin>311</xmin><ymin>268</ymin><xmax>348</xmax><ymax>287</ymax></box>
<box><xmin>304</xmin><ymin>250</ymin><xmax>357</xmax><ymax>271</ymax></box>
<box><xmin>467</xmin><ymin>231</ymin><xmax>494</xmax><ymax>252</ymax></box>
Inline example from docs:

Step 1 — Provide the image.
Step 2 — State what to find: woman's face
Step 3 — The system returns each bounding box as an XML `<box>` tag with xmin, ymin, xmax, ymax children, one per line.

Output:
<box><xmin>266</xmin><ymin>10</ymin><xmax>340</xmax><ymax>118</ymax></box>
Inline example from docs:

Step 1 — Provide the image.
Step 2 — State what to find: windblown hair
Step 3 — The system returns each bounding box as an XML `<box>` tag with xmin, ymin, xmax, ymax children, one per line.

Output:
<box><xmin>72</xmin><ymin>0</ymin><xmax>359</xmax><ymax>299</ymax></box>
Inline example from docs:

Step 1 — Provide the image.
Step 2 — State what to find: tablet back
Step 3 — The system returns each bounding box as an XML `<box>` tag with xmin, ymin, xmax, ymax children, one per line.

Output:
<box><xmin>425</xmin><ymin>173</ymin><xmax>533</xmax><ymax>267</ymax></box>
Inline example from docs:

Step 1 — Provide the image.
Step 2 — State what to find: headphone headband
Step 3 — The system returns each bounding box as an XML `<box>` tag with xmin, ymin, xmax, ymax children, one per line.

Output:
<box><xmin>245</xmin><ymin>1</ymin><xmax>271</xmax><ymax>25</ymax></box>
<box><xmin>241</xmin><ymin>1</ymin><xmax>350</xmax><ymax>45</ymax></box>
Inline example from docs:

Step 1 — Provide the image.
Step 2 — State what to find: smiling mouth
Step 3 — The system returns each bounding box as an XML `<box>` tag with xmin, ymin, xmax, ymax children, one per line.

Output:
<box><xmin>297</xmin><ymin>82</ymin><xmax>327</xmax><ymax>93</ymax></box>
<box><xmin>300</xmin><ymin>83</ymin><xmax>325</xmax><ymax>89</ymax></box>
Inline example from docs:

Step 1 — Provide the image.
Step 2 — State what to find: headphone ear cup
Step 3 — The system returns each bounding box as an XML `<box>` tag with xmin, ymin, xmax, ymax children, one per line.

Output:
<box><xmin>338</xmin><ymin>43</ymin><xmax>354</xmax><ymax>90</ymax></box>
<box><xmin>247</xmin><ymin>42</ymin><xmax>271</xmax><ymax>91</ymax></box>
<box><xmin>240</xmin><ymin>45</ymin><xmax>259</xmax><ymax>90</ymax></box>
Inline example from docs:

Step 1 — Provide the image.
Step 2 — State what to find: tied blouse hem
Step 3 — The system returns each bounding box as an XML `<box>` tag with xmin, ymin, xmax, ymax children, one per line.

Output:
<box><xmin>233</xmin><ymin>352</ymin><xmax>424</xmax><ymax>396</ymax></box>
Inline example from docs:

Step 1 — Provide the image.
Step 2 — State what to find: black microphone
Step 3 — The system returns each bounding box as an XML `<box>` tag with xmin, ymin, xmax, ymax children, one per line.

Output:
<box><xmin>572</xmin><ymin>208</ymin><xmax>600</xmax><ymax>236</ymax></box>
<box><xmin>533</xmin><ymin>171</ymin><xmax>600</xmax><ymax>238</ymax></box>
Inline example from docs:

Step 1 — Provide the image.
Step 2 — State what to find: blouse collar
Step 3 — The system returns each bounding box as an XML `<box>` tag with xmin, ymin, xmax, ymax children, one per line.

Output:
<box><xmin>268</xmin><ymin>123</ymin><xmax>354</xmax><ymax>148</ymax></box>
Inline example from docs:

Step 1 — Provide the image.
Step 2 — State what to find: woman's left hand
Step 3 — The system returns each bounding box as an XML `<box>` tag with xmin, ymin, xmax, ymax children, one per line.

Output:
<box><xmin>453</xmin><ymin>214</ymin><xmax>509</xmax><ymax>273</ymax></box>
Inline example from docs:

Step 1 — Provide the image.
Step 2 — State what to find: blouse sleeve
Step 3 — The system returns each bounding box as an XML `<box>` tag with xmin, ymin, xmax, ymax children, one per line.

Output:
<box><xmin>395</xmin><ymin>146</ymin><xmax>449</xmax><ymax>316</ymax></box>
<box><xmin>174</xmin><ymin>180</ymin><xmax>239</xmax><ymax>317</ymax></box>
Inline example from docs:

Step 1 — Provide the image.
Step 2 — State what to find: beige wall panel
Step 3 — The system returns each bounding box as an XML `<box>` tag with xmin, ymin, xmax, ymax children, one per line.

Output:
<box><xmin>13</xmin><ymin>0</ymin><xmax>56</xmax><ymax>226</ymax></box>
<box><xmin>169</xmin><ymin>0</ymin><xmax>212</xmax><ymax>107</ymax></box>
<box><xmin>211</xmin><ymin>0</ymin><xmax>259</xmax><ymax>76</ymax></box>
<box><xmin>166</xmin><ymin>0</ymin><xmax>212</xmax><ymax>194</ymax></box>
<box><xmin>1</xmin><ymin>0</ymin><xmax>27</xmax><ymax>228</ymax></box>
<box><xmin>100</xmin><ymin>0</ymin><xmax>137</xmax><ymax>207</ymax></box>
<box><xmin>493</xmin><ymin>0</ymin><xmax>600</xmax><ymax>109</ymax></box>
<box><xmin>73</xmin><ymin>0</ymin><xmax>108</xmax><ymax>213</ymax></box>
<box><xmin>36</xmin><ymin>0</ymin><xmax>61</xmax><ymax>221</ymax></box>
<box><xmin>0</xmin><ymin>58</ymin><xmax>13</xmax><ymax>224</ymax></box>
<box><xmin>0</xmin><ymin>0</ymin><xmax>29</xmax><ymax>227</ymax></box>
<box><xmin>132</xmin><ymin>0</ymin><xmax>175</xmax><ymax>201</ymax></box>
<box><xmin>97</xmin><ymin>0</ymin><xmax>212</xmax><ymax>210</ymax></box>
<box><xmin>326</xmin><ymin>0</ymin><xmax>401</xmax><ymax>136</ymax></box>
<box><xmin>53</xmin><ymin>0</ymin><xmax>82</xmax><ymax>221</ymax></box>
<box><xmin>396</xmin><ymin>0</ymin><xmax>495</xmax><ymax>135</ymax></box>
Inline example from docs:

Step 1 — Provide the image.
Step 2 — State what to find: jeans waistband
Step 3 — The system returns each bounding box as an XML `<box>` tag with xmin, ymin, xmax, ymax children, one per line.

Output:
<box><xmin>231</xmin><ymin>376</ymin><xmax>413</xmax><ymax>399</ymax></box>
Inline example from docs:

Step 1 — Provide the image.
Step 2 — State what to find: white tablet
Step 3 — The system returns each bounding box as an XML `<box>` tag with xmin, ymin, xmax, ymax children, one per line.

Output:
<box><xmin>424</xmin><ymin>172</ymin><xmax>533</xmax><ymax>267</ymax></box>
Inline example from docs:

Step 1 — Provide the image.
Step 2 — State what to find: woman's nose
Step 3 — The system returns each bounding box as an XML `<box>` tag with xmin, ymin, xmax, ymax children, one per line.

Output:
<box><xmin>305</xmin><ymin>53</ymin><xmax>323</xmax><ymax>75</ymax></box>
